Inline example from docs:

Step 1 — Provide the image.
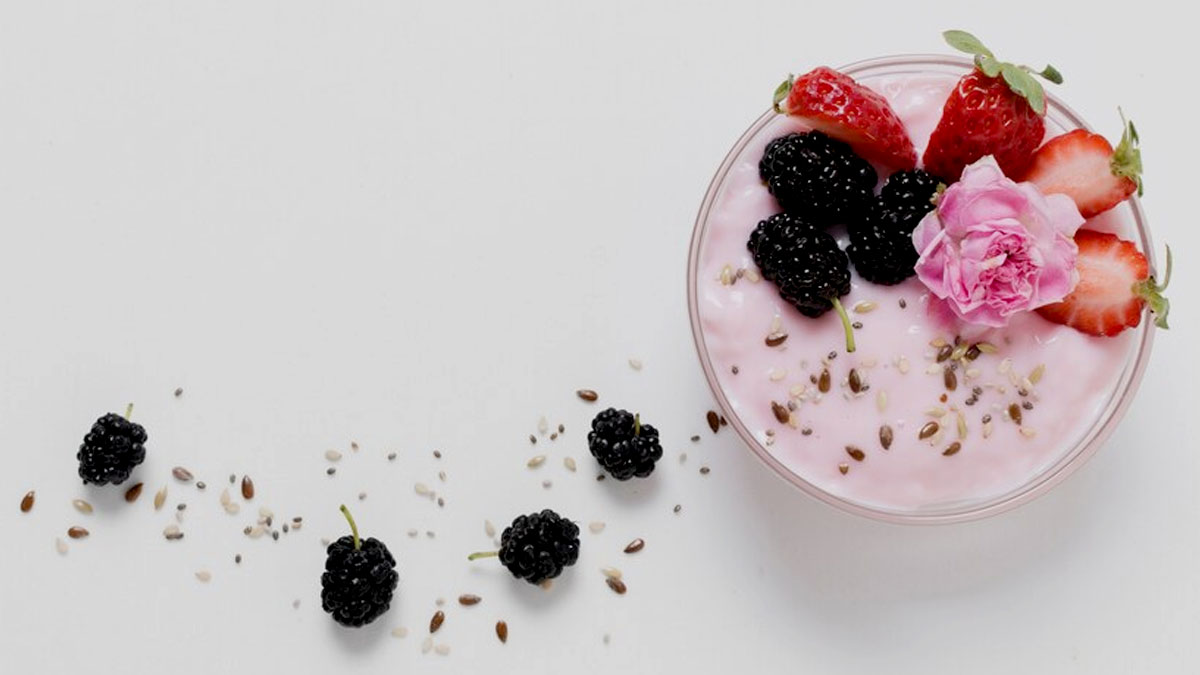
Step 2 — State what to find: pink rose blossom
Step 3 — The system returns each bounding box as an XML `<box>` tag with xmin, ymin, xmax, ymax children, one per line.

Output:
<box><xmin>911</xmin><ymin>156</ymin><xmax>1085</xmax><ymax>327</ymax></box>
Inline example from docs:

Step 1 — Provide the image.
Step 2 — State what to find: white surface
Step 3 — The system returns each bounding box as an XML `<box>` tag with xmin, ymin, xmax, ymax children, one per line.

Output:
<box><xmin>1</xmin><ymin>2</ymin><xmax>1196</xmax><ymax>673</ymax></box>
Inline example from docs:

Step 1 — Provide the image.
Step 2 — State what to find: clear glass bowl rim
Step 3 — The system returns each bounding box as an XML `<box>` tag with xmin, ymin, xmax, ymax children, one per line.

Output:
<box><xmin>686</xmin><ymin>53</ymin><xmax>1157</xmax><ymax>525</ymax></box>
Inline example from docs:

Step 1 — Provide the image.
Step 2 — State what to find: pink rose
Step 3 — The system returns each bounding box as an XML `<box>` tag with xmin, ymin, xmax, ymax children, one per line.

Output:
<box><xmin>912</xmin><ymin>156</ymin><xmax>1084</xmax><ymax>327</ymax></box>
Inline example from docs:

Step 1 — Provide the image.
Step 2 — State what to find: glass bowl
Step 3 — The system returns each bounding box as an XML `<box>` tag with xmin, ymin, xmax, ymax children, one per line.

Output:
<box><xmin>686</xmin><ymin>54</ymin><xmax>1156</xmax><ymax>524</ymax></box>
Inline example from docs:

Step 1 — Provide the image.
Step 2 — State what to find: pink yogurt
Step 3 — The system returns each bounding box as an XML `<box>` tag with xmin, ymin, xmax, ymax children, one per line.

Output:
<box><xmin>695</xmin><ymin>73</ymin><xmax>1139</xmax><ymax>513</ymax></box>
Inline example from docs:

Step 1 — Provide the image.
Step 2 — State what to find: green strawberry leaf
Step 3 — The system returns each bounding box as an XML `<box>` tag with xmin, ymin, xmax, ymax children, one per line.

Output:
<box><xmin>1000</xmin><ymin>62</ymin><xmax>1045</xmax><ymax>115</ymax></box>
<box><xmin>772</xmin><ymin>75</ymin><xmax>794</xmax><ymax>114</ymax></box>
<box><xmin>944</xmin><ymin>30</ymin><xmax>993</xmax><ymax>58</ymax></box>
<box><xmin>1111</xmin><ymin>108</ymin><xmax>1144</xmax><ymax>195</ymax></box>
<box><xmin>975</xmin><ymin>53</ymin><xmax>1002</xmax><ymax>78</ymax></box>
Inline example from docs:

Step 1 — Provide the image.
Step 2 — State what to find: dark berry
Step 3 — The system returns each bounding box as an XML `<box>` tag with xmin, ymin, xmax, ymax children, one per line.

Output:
<box><xmin>879</xmin><ymin>168</ymin><xmax>944</xmax><ymax>215</ymax></box>
<box><xmin>498</xmin><ymin>509</ymin><xmax>580</xmax><ymax>585</ymax></box>
<box><xmin>847</xmin><ymin>203</ymin><xmax>921</xmax><ymax>285</ymax></box>
<box><xmin>748</xmin><ymin>213</ymin><xmax>850</xmax><ymax>317</ymax></box>
<box><xmin>587</xmin><ymin>408</ymin><xmax>663</xmax><ymax>480</ymax></box>
<box><xmin>758</xmin><ymin>131</ymin><xmax>876</xmax><ymax>225</ymax></box>
<box><xmin>321</xmin><ymin>506</ymin><xmax>398</xmax><ymax>627</ymax></box>
<box><xmin>77</xmin><ymin>412</ymin><xmax>147</xmax><ymax>486</ymax></box>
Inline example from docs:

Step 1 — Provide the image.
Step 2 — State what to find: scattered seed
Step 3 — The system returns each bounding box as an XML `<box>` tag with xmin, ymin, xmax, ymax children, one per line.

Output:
<box><xmin>196</xmin><ymin>481</ymin><xmax>207</xmax><ymax>490</ymax></box>
<box><xmin>172</xmin><ymin>467</ymin><xmax>194</xmax><ymax>482</ymax></box>
<box><xmin>827</xmin><ymin>350</ymin><xmax>838</xmax><ymax>361</ymax></box>
<box><xmin>174</xmin><ymin>387</ymin><xmax>184</xmax><ymax>397</ymax></box>
<box><xmin>1023</xmin><ymin>401</ymin><xmax>1034</xmax><ymax>411</ymax></box>
<box><xmin>606</xmin><ymin>577</ymin><xmax>627</xmax><ymax>595</ymax></box>
<box><xmin>976</xmin><ymin>342</ymin><xmax>998</xmax><ymax>354</ymax></box>
<box><xmin>876</xmin><ymin>390</ymin><xmax>888</xmax><ymax>412</ymax></box>
<box><xmin>1008</xmin><ymin>403</ymin><xmax>1023</xmax><ymax>425</ymax></box>
<box><xmin>325</xmin><ymin>450</ymin><xmax>343</xmax><ymax>462</ymax></box>
<box><xmin>421</xmin><ymin>637</ymin><xmax>433</xmax><ymax>654</ymax></box>
<box><xmin>898</xmin><ymin>356</ymin><xmax>911</xmax><ymax>374</ymax></box>
<box><xmin>67</xmin><ymin>526</ymin><xmax>89</xmax><ymax>539</ymax></box>
<box><xmin>983</xmin><ymin>421</ymin><xmax>995</xmax><ymax>439</ymax></box>
<box><xmin>124</xmin><ymin>483</ymin><xmax>143</xmax><ymax>503</ymax></box>
<box><xmin>351</xmin><ymin>441</ymin><xmax>359</xmax><ymax>452</ymax></box>
<box><xmin>360</xmin><ymin>492</ymin><xmax>369</xmax><ymax>502</ymax></box>
<box><xmin>387</xmin><ymin>452</ymin><xmax>397</xmax><ymax>461</ymax></box>
<box><xmin>899</xmin><ymin>298</ymin><xmax>908</xmax><ymax>309</ymax></box>
<box><xmin>848</xmin><ymin>368</ymin><xmax>863</xmax><ymax>393</ymax></box>
<box><xmin>765</xmin><ymin>332</ymin><xmax>788</xmax><ymax>347</ymax></box>
<box><xmin>430</xmin><ymin>610</ymin><xmax>445</xmax><ymax>633</ymax></box>
<box><xmin>550</xmin><ymin>432</ymin><xmax>558</xmax><ymax>441</ymax></box>
<box><xmin>925</xmin><ymin>407</ymin><xmax>947</xmax><ymax>418</ymax></box>
<box><xmin>601</xmin><ymin>566</ymin><xmax>622</xmax><ymax>580</ymax></box>
<box><xmin>801</xmin><ymin>428</ymin><xmax>813</xmax><ymax>436</ymax></box>
<box><xmin>919</xmin><ymin>422</ymin><xmax>941</xmax><ymax>440</ymax></box>
<box><xmin>496</xmin><ymin>621</ymin><xmax>508</xmax><ymax>644</ymax></box>
<box><xmin>944</xmin><ymin>367</ymin><xmax>958</xmax><ymax>391</ymax></box>
<box><xmin>434</xmin><ymin>644</ymin><xmax>451</xmax><ymax>656</ymax></box>
<box><xmin>563</xmin><ymin>457</ymin><xmax>577</xmax><ymax>472</ymax></box>
<box><xmin>195</xmin><ymin>570</ymin><xmax>211</xmax><ymax>583</ymax></box>
<box><xmin>943</xmin><ymin>442</ymin><xmax>962</xmax><ymax>457</ymax></box>
<box><xmin>936</xmin><ymin>344</ymin><xmax>953</xmax><ymax>362</ymax></box>
<box><xmin>846</xmin><ymin>446</ymin><xmax>865</xmax><ymax>462</ymax></box>
<box><xmin>838</xmin><ymin>463</ymin><xmax>850</xmax><ymax>475</ymax></box>
<box><xmin>879</xmin><ymin>425</ymin><xmax>894</xmax><ymax>450</ymax></box>
<box><xmin>706</xmin><ymin>410</ymin><xmax>720</xmax><ymax>433</ymax></box>
<box><xmin>673</xmin><ymin>504</ymin><xmax>681</xmax><ymax>514</ymax></box>
<box><xmin>624</xmin><ymin>538</ymin><xmax>645</xmax><ymax>554</ymax></box>
<box><xmin>589</xmin><ymin>521</ymin><xmax>606</xmax><ymax>534</ymax></box>
<box><xmin>852</xmin><ymin>300</ymin><xmax>878</xmax><ymax>314</ymax></box>
<box><xmin>55</xmin><ymin>538</ymin><xmax>68</xmax><ymax>554</ymax></box>
<box><xmin>392</xmin><ymin>627</ymin><xmax>409</xmax><ymax>639</ymax></box>
<box><xmin>326</xmin><ymin>467</ymin><xmax>336</xmax><ymax>476</ymax></box>
<box><xmin>529</xmin><ymin>434</ymin><xmax>537</xmax><ymax>445</ymax></box>
<box><xmin>1020</xmin><ymin>427</ymin><xmax>1037</xmax><ymax>438</ymax></box>
<box><xmin>700</xmin><ymin>466</ymin><xmax>711</xmax><ymax>475</ymax></box>
<box><xmin>852</xmin><ymin>321</ymin><xmax>864</xmax><ymax>330</ymax></box>
<box><xmin>965</xmin><ymin>345</ymin><xmax>982</xmax><ymax>361</ymax></box>
<box><xmin>576</xmin><ymin>389</ymin><xmax>599</xmax><ymax>402</ymax></box>
<box><xmin>484</xmin><ymin>520</ymin><xmax>496</xmax><ymax>538</ymax></box>
<box><xmin>1028</xmin><ymin>363</ymin><xmax>1046</xmax><ymax>385</ymax></box>
<box><xmin>950</xmin><ymin>343</ymin><xmax>969</xmax><ymax>362</ymax></box>
<box><xmin>527</xmin><ymin>455</ymin><xmax>546</xmax><ymax>468</ymax></box>
<box><xmin>177</xmin><ymin>502</ymin><xmax>187</xmax><ymax>511</ymax></box>
<box><xmin>235</xmin><ymin>554</ymin><xmax>242</xmax><ymax>564</ymax></box>
<box><xmin>458</xmin><ymin>594</ymin><xmax>481</xmax><ymax>606</ymax></box>
<box><xmin>72</xmin><ymin>499</ymin><xmax>93</xmax><ymax>514</ymax></box>
<box><xmin>154</xmin><ymin>486</ymin><xmax>167</xmax><ymax>510</ymax></box>
<box><xmin>240</xmin><ymin>476</ymin><xmax>254</xmax><ymax>500</ymax></box>
<box><xmin>541</xmin><ymin>480</ymin><xmax>552</xmax><ymax>489</ymax></box>
<box><xmin>764</xmin><ymin>400</ymin><xmax>789</xmax><ymax>425</ymax></box>
<box><xmin>731</xmin><ymin>366</ymin><xmax>739</xmax><ymax>375</ymax></box>
<box><xmin>628</xmin><ymin>357</ymin><xmax>643</xmax><ymax>371</ymax></box>
<box><xmin>433</xmin><ymin>450</ymin><xmax>442</xmax><ymax>459</ymax></box>
<box><xmin>818</xmin><ymin>369</ymin><xmax>831</xmax><ymax>393</ymax></box>
<box><xmin>998</xmin><ymin>357</ymin><xmax>1013</xmax><ymax>374</ymax></box>
<box><xmin>20</xmin><ymin>490</ymin><xmax>34</xmax><ymax>513</ymax></box>
<box><xmin>956</xmin><ymin>411</ymin><xmax>968</xmax><ymax>439</ymax></box>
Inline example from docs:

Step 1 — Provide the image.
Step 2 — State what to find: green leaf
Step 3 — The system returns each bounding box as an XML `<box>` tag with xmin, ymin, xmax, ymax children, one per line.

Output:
<box><xmin>1038</xmin><ymin>64</ymin><xmax>1064</xmax><ymax>84</ymax></box>
<box><xmin>1112</xmin><ymin>108</ymin><xmax>1144</xmax><ymax>195</ymax></box>
<box><xmin>975</xmin><ymin>54</ymin><xmax>1002</xmax><ymax>78</ymax></box>
<box><xmin>943</xmin><ymin>30</ymin><xmax>993</xmax><ymax>58</ymax></box>
<box><xmin>772</xmin><ymin>75</ymin><xmax>793</xmax><ymax>114</ymax></box>
<box><xmin>1000</xmin><ymin>62</ymin><xmax>1045</xmax><ymax>115</ymax></box>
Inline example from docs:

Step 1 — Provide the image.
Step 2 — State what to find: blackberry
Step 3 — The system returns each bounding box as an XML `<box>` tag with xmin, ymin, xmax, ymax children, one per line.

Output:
<box><xmin>879</xmin><ymin>168</ymin><xmax>944</xmax><ymax>215</ymax></box>
<box><xmin>77</xmin><ymin>406</ymin><xmax>147</xmax><ymax>486</ymax></box>
<box><xmin>321</xmin><ymin>505</ymin><xmax>399</xmax><ymax>627</ymax></box>
<box><xmin>847</xmin><ymin>203</ymin><xmax>922</xmax><ymax>285</ymax></box>
<box><xmin>748</xmin><ymin>213</ymin><xmax>851</xmax><ymax>318</ymax></box>
<box><xmin>848</xmin><ymin>171</ymin><xmax>942</xmax><ymax>286</ymax></box>
<box><xmin>469</xmin><ymin>509</ymin><xmax>580</xmax><ymax>585</ymax></box>
<box><xmin>587</xmin><ymin>408</ymin><xmax>662</xmax><ymax>480</ymax></box>
<box><xmin>758</xmin><ymin>131</ymin><xmax>876</xmax><ymax>225</ymax></box>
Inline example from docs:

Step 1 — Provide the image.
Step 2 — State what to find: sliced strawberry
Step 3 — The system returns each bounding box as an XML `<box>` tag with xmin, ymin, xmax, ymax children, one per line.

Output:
<box><xmin>1023</xmin><ymin>115</ymin><xmax>1143</xmax><ymax>217</ymax></box>
<box><xmin>773</xmin><ymin>67</ymin><xmax>916</xmax><ymax>170</ymax></box>
<box><xmin>1036</xmin><ymin>230</ymin><xmax>1170</xmax><ymax>336</ymax></box>
<box><xmin>923</xmin><ymin>31</ymin><xmax>1062</xmax><ymax>181</ymax></box>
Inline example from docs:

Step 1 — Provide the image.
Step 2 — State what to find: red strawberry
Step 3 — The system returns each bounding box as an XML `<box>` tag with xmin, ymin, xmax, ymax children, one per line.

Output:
<box><xmin>1022</xmin><ymin>115</ymin><xmax>1143</xmax><ymax>217</ymax></box>
<box><xmin>1036</xmin><ymin>230</ymin><xmax>1170</xmax><ymax>336</ymax></box>
<box><xmin>773</xmin><ymin>67</ymin><xmax>916</xmax><ymax>170</ymax></box>
<box><xmin>923</xmin><ymin>31</ymin><xmax>1062</xmax><ymax>181</ymax></box>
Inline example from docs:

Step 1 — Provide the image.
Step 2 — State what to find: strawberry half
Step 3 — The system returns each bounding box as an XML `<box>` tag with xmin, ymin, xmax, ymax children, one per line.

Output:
<box><xmin>773</xmin><ymin>67</ymin><xmax>916</xmax><ymax>170</ymax></box>
<box><xmin>1035</xmin><ymin>229</ymin><xmax>1170</xmax><ymax>336</ymax></box>
<box><xmin>1022</xmin><ymin>114</ymin><xmax>1143</xmax><ymax>217</ymax></box>
<box><xmin>923</xmin><ymin>30</ymin><xmax>1062</xmax><ymax>181</ymax></box>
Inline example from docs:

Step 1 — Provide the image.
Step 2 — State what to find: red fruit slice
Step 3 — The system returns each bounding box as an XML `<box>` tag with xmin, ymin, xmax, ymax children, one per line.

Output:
<box><xmin>1035</xmin><ymin>230</ymin><xmax>1170</xmax><ymax>336</ymax></box>
<box><xmin>1023</xmin><ymin>116</ymin><xmax>1143</xmax><ymax>217</ymax></box>
<box><xmin>773</xmin><ymin>67</ymin><xmax>917</xmax><ymax>170</ymax></box>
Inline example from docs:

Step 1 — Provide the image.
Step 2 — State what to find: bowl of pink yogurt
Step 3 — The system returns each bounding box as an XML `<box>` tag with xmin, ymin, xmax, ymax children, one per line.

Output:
<box><xmin>687</xmin><ymin>54</ymin><xmax>1157</xmax><ymax>523</ymax></box>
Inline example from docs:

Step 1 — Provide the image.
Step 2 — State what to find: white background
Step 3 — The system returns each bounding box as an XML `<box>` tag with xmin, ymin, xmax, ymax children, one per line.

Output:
<box><xmin>1</xmin><ymin>2</ymin><xmax>1196</xmax><ymax>673</ymax></box>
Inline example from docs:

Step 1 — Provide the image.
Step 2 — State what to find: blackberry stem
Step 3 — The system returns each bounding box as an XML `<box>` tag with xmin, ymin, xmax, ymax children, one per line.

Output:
<box><xmin>468</xmin><ymin>550</ymin><xmax>499</xmax><ymax>561</ymax></box>
<box><xmin>633</xmin><ymin>413</ymin><xmax>641</xmax><ymax>437</ymax></box>
<box><xmin>124</xmin><ymin>403</ymin><xmax>134</xmax><ymax>420</ymax></box>
<box><xmin>831</xmin><ymin>297</ymin><xmax>856</xmax><ymax>353</ymax></box>
<box><xmin>339</xmin><ymin>504</ymin><xmax>360</xmax><ymax>551</ymax></box>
